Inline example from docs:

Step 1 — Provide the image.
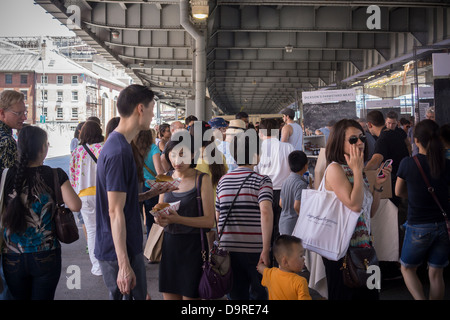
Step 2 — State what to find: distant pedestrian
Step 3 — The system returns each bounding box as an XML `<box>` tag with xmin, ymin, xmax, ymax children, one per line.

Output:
<box><xmin>70</xmin><ymin>120</ymin><xmax>104</xmax><ymax>276</ymax></box>
<box><xmin>279</xmin><ymin>150</ymin><xmax>309</xmax><ymax>236</ymax></box>
<box><xmin>280</xmin><ymin>108</ymin><xmax>303</xmax><ymax>151</ymax></box>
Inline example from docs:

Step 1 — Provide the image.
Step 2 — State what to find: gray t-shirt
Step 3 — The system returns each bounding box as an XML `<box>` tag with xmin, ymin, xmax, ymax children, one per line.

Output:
<box><xmin>279</xmin><ymin>172</ymin><xmax>308</xmax><ymax>235</ymax></box>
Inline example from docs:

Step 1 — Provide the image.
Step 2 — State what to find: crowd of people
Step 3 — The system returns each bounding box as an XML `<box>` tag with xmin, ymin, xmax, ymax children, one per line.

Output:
<box><xmin>0</xmin><ymin>86</ymin><xmax>448</xmax><ymax>301</ymax></box>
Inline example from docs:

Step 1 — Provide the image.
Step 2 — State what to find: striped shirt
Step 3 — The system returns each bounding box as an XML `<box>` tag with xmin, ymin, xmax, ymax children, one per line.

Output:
<box><xmin>215</xmin><ymin>167</ymin><xmax>273</xmax><ymax>253</ymax></box>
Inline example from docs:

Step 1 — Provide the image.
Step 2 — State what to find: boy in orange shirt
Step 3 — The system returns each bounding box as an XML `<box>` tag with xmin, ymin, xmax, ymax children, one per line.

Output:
<box><xmin>257</xmin><ymin>235</ymin><xmax>312</xmax><ymax>300</ymax></box>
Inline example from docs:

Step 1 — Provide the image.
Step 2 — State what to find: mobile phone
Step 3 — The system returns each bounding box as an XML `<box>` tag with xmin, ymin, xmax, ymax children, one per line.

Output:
<box><xmin>377</xmin><ymin>159</ymin><xmax>393</xmax><ymax>178</ymax></box>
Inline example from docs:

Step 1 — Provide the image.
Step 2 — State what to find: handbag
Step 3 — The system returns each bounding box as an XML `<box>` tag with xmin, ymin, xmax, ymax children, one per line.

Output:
<box><xmin>52</xmin><ymin>169</ymin><xmax>79</xmax><ymax>244</ymax></box>
<box><xmin>292</xmin><ymin>163</ymin><xmax>361</xmax><ymax>261</ymax></box>
<box><xmin>197</xmin><ymin>172</ymin><xmax>254</xmax><ymax>299</ymax></box>
<box><xmin>143</xmin><ymin>223</ymin><xmax>164</xmax><ymax>262</ymax></box>
<box><xmin>413</xmin><ymin>156</ymin><xmax>450</xmax><ymax>239</ymax></box>
<box><xmin>341</xmin><ymin>246</ymin><xmax>379</xmax><ymax>288</ymax></box>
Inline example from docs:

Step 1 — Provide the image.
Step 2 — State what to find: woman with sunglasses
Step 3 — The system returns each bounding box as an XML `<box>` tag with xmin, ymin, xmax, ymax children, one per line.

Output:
<box><xmin>322</xmin><ymin>119</ymin><xmax>390</xmax><ymax>300</ymax></box>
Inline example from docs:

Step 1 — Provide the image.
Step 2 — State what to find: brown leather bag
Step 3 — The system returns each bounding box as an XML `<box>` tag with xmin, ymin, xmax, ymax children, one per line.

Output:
<box><xmin>341</xmin><ymin>246</ymin><xmax>379</xmax><ymax>288</ymax></box>
<box><xmin>53</xmin><ymin>169</ymin><xmax>79</xmax><ymax>244</ymax></box>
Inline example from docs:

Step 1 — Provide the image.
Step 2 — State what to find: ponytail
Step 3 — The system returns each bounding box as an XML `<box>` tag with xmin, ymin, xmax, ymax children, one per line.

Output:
<box><xmin>414</xmin><ymin>119</ymin><xmax>445</xmax><ymax>179</ymax></box>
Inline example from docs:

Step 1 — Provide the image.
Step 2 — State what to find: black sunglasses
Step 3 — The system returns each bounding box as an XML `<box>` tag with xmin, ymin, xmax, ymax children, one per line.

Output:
<box><xmin>348</xmin><ymin>134</ymin><xmax>366</xmax><ymax>145</ymax></box>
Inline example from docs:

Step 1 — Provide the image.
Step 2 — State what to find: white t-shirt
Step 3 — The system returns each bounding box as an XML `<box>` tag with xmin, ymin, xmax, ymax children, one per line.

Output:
<box><xmin>255</xmin><ymin>137</ymin><xmax>294</xmax><ymax>190</ymax></box>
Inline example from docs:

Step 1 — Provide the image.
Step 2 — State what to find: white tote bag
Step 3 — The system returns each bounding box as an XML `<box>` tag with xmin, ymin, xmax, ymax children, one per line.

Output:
<box><xmin>292</xmin><ymin>164</ymin><xmax>360</xmax><ymax>261</ymax></box>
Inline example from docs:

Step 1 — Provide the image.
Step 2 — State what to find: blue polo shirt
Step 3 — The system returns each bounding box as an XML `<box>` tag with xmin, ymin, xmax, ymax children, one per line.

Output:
<box><xmin>95</xmin><ymin>131</ymin><xmax>143</xmax><ymax>261</ymax></box>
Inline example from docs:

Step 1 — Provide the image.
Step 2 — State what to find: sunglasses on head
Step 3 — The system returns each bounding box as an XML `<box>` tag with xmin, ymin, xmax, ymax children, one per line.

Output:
<box><xmin>348</xmin><ymin>134</ymin><xmax>366</xmax><ymax>145</ymax></box>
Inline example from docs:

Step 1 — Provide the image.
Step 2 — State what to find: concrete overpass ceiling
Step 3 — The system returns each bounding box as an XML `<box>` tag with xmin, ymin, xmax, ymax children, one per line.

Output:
<box><xmin>36</xmin><ymin>0</ymin><xmax>450</xmax><ymax>115</ymax></box>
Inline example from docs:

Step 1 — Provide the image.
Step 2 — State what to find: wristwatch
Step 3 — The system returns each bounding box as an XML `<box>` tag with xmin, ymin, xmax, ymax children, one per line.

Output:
<box><xmin>373</xmin><ymin>185</ymin><xmax>384</xmax><ymax>193</ymax></box>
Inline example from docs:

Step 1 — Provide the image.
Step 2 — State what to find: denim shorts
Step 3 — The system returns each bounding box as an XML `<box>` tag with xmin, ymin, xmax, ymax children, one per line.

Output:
<box><xmin>400</xmin><ymin>222</ymin><xmax>450</xmax><ymax>269</ymax></box>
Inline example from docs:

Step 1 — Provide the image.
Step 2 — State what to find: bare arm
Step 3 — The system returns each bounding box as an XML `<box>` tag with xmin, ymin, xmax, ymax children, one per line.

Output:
<box><xmin>280</xmin><ymin>124</ymin><xmax>291</xmax><ymax>143</ymax></box>
<box><xmin>156</xmin><ymin>174</ymin><xmax>215</xmax><ymax>229</ymax></box>
<box><xmin>259</xmin><ymin>200</ymin><xmax>273</xmax><ymax>266</ymax></box>
<box><xmin>326</xmin><ymin>145</ymin><xmax>365</xmax><ymax>212</ymax></box>
<box><xmin>152</xmin><ymin>153</ymin><xmax>164</xmax><ymax>176</ymax></box>
<box><xmin>293</xmin><ymin>199</ymin><xmax>301</xmax><ymax>215</ymax></box>
<box><xmin>107</xmin><ymin>191</ymin><xmax>135</xmax><ymax>295</ymax></box>
<box><xmin>395</xmin><ymin>176</ymin><xmax>408</xmax><ymax>199</ymax></box>
<box><xmin>61</xmin><ymin>180</ymin><xmax>81</xmax><ymax>212</ymax></box>
<box><xmin>365</xmin><ymin>153</ymin><xmax>383</xmax><ymax>171</ymax></box>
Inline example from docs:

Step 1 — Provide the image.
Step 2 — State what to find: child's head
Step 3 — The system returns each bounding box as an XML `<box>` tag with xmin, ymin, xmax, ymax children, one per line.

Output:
<box><xmin>273</xmin><ymin>235</ymin><xmax>305</xmax><ymax>273</ymax></box>
<box><xmin>288</xmin><ymin>150</ymin><xmax>308</xmax><ymax>174</ymax></box>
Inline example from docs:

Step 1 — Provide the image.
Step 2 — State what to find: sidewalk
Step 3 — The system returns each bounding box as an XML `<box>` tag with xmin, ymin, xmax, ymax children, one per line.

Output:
<box><xmin>55</xmin><ymin>225</ymin><xmax>163</xmax><ymax>300</ymax></box>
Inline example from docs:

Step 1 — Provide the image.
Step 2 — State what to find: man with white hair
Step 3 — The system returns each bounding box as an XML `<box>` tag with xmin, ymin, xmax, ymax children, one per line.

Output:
<box><xmin>425</xmin><ymin>107</ymin><xmax>435</xmax><ymax>121</ymax></box>
<box><xmin>0</xmin><ymin>90</ymin><xmax>28</xmax><ymax>171</ymax></box>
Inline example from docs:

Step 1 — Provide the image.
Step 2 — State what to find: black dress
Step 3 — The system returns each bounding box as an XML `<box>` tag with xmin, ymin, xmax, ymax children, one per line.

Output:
<box><xmin>158</xmin><ymin>174</ymin><xmax>206</xmax><ymax>298</ymax></box>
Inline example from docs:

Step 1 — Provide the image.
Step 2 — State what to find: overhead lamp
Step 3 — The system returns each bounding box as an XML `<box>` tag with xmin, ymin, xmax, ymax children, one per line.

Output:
<box><xmin>285</xmin><ymin>45</ymin><xmax>293</xmax><ymax>53</ymax></box>
<box><xmin>111</xmin><ymin>30</ymin><xmax>120</xmax><ymax>39</ymax></box>
<box><xmin>191</xmin><ymin>0</ymin><xmax>209</xmax><ymax>19</ymax></box>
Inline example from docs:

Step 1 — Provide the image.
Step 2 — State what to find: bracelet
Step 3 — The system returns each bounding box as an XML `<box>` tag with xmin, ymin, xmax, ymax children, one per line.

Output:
<box><xmin>373</xmin><ymin>185</ymin><xmax>384</xmax><ymax>193</ymax></box>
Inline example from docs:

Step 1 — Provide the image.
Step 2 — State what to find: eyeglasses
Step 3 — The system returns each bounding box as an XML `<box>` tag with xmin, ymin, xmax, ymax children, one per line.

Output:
<box><xmin>7</xmin><ymin>110</ymin><xmax>28</xmax><ymax>117</ymax></box>
<box><xmin>348</xmin><ymin>134</ymin><xmax>366</xmax><ymax>145</ymax></box>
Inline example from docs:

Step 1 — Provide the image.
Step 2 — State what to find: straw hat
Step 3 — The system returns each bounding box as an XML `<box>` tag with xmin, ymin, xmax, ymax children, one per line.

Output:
<box><xmin>226</xmin><ymin>119</ymin><xmax>246</xmax><ymax>135</ymax></box>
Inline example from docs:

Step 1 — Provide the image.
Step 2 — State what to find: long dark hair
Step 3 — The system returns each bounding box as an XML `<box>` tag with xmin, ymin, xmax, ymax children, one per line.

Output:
<box><xmin>132</xmin><ymin>129</ymin><xmax>154</xmax><ymax>183</ymax></box>
<box><xmin>2</xmin><ymin>126</ymin><xmax>49</xmax><ymax>234</ymax></box>
<box><xmin>326</xmin><ymin>119</ymin><xmax>368</xmax><ymax>166</ymax></box>
<box><xmin>414</xmin><ymin>119</ymin><xmax>445</xmax><ymax>179</ymax></box>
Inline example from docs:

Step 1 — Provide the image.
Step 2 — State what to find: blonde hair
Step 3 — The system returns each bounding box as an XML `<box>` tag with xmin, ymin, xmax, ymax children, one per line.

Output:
<box><xmin>0</xmin><ymin>90</ymin><xmax>24</xmax><ymax>110</ymax></box>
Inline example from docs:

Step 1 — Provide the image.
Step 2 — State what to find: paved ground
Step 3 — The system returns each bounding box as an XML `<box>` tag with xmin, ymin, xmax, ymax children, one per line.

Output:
<box><xmin>46</xmin><ymin>154</ymin><xmax>450</xmax><ymax>301</ymax></box>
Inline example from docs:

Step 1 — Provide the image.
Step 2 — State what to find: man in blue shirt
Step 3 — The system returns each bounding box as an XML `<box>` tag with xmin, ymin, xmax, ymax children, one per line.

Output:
<box><xmin>95</xmin><ymin>84</ymin><xmax>172</xmax><ymax>300</ymax></box>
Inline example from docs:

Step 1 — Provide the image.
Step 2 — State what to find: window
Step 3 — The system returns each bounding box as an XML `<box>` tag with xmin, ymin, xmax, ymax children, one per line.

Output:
<box><xmin>57</xmin><ymin>107</ymin><xmax>63</xmax><ymax>118</ymax></box>
<box><xmin>20</xmin><ymin>74</ymin><xmax>28</xmax><ymax>84</ymax></box>
<box><xmin>57</xmin><ymin>91</ymin><xmax>63</xmax><ymax>102</ymax></box>
<box><xmin>57</xmin><ymin>75</ymin><xmax>64</xmax><ymax>85</ymax></box>
<box><xmin>42</xmin><ymin>107</ymin><xmax>48</xmax><ymax>117</ymax></box>
<box><xmin>41</xmin><ymin>90</ymin><xmax>48</xmax><ymax>101</ymax></box>
<box><xmin>71</xmin><ymin>107</ymin><xmax>78</xmax><ymax>118</ymax></box>
<box><xmin>5</xmin><ymin>74</ymin><xmax>12</xmax><ymax>84</ymax></box>
<box><xmin>71</xmin><ymin>75</ymin><xmax>78</xmax><ymax>84</ymax></box>
<box><xmin>72</xmin><ymin>91</ymin><xmax>78</xmax><ymax>101</ymax></box>
<box><xmin>41</xmin><ymin>75</ymin><xmax>48</xmax><ymax>84</ymax></box>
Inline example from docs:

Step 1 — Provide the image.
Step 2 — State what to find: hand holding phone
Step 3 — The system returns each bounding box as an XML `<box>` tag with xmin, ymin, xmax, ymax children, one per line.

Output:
<box><xmin>377</xmin><ymin>159</ymin><xmax>393</xmax><ymax>178</ymax></box>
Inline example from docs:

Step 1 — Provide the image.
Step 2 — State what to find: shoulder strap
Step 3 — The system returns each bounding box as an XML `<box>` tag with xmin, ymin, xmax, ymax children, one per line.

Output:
<box><xmin>82</xmin><ymin>144</ymin><xmax>97</xmax><ymax>163</ymax></box>
<box><xmin>413</xmin><ymin>156</ymin><xmax>447</xmax><ymax>216</ymax></box>
<box><xmin>217</xmin><ymin>172</ymin><xmax>254</xmax><ymax>241</ymax></box>
<box><xmin>143</xmin><ymin>162</ymin><xmax>157</xmax><ymax>178</ymax></box>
